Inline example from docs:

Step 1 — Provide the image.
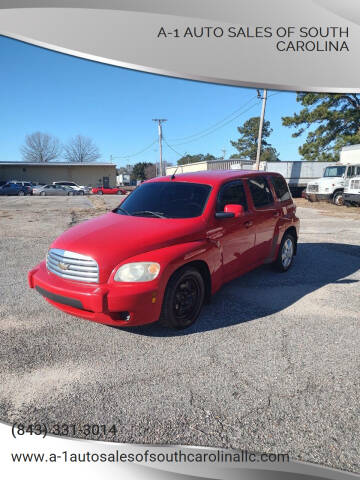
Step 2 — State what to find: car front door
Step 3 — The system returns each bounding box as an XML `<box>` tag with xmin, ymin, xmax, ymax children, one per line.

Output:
<box><xmin>215</xmin><ymin>180</ymin><xmax>256</xmax><ymax>281</ymax></box>
<box><xmin>246</xmin><ymin>176</ymin><xmax>281</xmax><ymax>261</ymax></box>
<box><xmin>7</xmin><ymin>183</ymin><xmax>18</xmax><ymax>195</ymax></box>
<box><xmin>54</xmin><ymin>185</ymin><xmax>65</xmax><ymax>196</ymax></box>
<box><xmin>46</xmin><ymin>185</ymin><xmax>56</xmax><ymax>196</ymax></box>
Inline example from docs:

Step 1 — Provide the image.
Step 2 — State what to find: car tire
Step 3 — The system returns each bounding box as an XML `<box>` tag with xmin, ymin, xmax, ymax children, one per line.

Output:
<box><xmin>78</xmin><ymin>190</ymin><xmax>84</xmax><ymax>195</ymax></box>
<box><xmin>332</xmin><ymin>191</ymin><xmax>344</xmax><ymax>206</ymax></box>
<box><xmin>97</xmin><ymin>191</ymin><xmax>103</xmax><ymax>195</ymax></box>
<box><xmin>40</xmin><ymin>191</ymin><xmax>46</xmax><ymax>196</ymax></box>
<box><xmin>116</xmin><ymin>190</ymin><xmax>122</xmax><ymax>195</ymax></box>
<box><xmin>159</xmin><ymin>266</ymin><xmax>205</xmax><ymax>330</ymax></box>
<box><xmin>18</xmin><ymin>191</ymin><xmax>25</xmax><ymax>196</ymax></box>
<box><xmin>274</xmin><ymin>232</ymin><xmax>296</xmax><ymax>272</ymax></box>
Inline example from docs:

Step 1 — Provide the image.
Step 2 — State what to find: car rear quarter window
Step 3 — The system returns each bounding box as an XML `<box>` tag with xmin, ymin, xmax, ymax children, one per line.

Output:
<box><xmin>216</xmin><ymin>180</ymin><xmax>248</xmax><ymax>212</ymax></box>
<box><xmin>248</xmin><ymin>176</ymin><xmax>274</xmax><ymax>208</ymax></box>
<box><xmin>270</xmin><ymin>175</ymin><xmax>291</xmax><ymax>202</ymax></box>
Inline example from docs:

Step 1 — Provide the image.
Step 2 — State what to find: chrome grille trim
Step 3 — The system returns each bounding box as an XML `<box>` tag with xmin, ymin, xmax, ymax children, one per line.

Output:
<box><xmin>307</xmin><ymin>184</ymin><xmax>319</xmax><ymax>193</ymax></box>
<box><xmin>46</xmin><ymin>248</ymin><xmax>99</xmax><ymax>283</ymax></box>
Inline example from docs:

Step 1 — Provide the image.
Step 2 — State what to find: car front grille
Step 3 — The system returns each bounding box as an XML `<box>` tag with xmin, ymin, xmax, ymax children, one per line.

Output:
<box><xmin>351</xmin><ymin>179</ymin><xmax>360</xmax><ymax>190</ymax></box>
<box><xmin>307</xmin><ymin>184</ymin><xmax>319</xmax><ymax>193</ymax></box>
<box><xmin>46</xmin><ymin>248</ymin><xmax>99</xmax><ymax>283</ymax></box>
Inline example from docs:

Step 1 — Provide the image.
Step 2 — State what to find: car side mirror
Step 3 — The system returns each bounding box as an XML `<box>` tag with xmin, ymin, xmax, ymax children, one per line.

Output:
<box><xmin>224</xmin><ymin>204</ymin><xmax>244</xmax><ymax>218</ymax></box>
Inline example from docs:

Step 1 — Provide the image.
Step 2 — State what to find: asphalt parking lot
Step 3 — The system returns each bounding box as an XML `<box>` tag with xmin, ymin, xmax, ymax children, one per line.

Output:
<box><xmin>0</xmin><ymin>196</ymin><xmax>359</xmax><ymax>473</ymax></box>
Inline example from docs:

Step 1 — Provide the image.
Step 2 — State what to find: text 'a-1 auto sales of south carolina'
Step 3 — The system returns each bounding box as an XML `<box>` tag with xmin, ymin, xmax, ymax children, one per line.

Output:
<box><xmin>157</xmin><ymin>25</ymin><xmax>350</xmax><ymax>52</ymax></box>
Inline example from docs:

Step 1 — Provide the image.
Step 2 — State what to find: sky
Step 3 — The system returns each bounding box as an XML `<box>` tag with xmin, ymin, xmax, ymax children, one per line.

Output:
<box><xmin>0</xmin><ymin>35</ymin><xmax>306</xmax><ymax>168</ymax></box>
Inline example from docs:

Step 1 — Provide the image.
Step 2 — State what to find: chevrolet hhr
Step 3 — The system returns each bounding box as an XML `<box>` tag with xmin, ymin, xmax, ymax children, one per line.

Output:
<box><xmin>28</xmin><ymin>171</ymin><xmax>300</xmax><ymax>329</ymax></box>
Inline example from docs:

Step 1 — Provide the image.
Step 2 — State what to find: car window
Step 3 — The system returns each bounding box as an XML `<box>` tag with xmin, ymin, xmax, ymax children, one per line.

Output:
<box><xmin>347</xmin><ymin>166</ymin><xmax>360</xmax><ymax>178</ymax></box>
<box><xmin>117</xmin><ymin>182</ymin><xmax>212</xmax><ymax>218</ymax></box>
<box><xmin>269</xmin><ymin>175</ymin><xmax>291</xmax><ymax>202</ymax></box>
<box><xmin>216</xmin><ymin>180</ymin><xmax>248</xmax><ymax>212</ymax></box>
<box><xmin>248</xmin><ymin>176</ymin><xmax>274</xmax><ymax>207</ymax></box>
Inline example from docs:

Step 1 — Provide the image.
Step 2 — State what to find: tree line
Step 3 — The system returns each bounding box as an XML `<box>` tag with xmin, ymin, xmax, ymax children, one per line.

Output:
<box><xmin>21</xmin><ymin>132</ymin><xmax>101</xmax><ymax>163</ymax></box>
<box><xmin>176</xmin><ymin>93</ymin><xmax>360</xmax><ymax>165</ymax></box>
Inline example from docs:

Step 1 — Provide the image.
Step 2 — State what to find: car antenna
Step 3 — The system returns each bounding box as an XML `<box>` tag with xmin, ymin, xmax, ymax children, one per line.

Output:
<box><xmin>171</xmin><ymin>165</ymin><xmax>180</xmax><ymax>180</ymax></box>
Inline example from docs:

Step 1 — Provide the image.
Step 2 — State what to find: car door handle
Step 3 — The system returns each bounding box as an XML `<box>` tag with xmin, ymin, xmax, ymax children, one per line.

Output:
<box><xmin>243</xmin><ymin>220</ymin><xmax>253</xmax><ymax>228</ymax></box>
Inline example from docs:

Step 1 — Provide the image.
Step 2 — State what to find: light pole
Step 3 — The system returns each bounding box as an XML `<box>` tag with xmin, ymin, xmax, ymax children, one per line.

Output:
<box><xmin>152</xmin><ymin>119</ymin><xmax>167</xmax><ymax>176</ymax></box>
<box><xmin>255</xmin><ymin>89</ymin><xmax>267</xmax><ymax>170</ymax></box>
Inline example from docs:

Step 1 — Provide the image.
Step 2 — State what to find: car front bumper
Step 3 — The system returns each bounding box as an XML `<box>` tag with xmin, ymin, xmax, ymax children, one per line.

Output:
<box><xmin>28</xmin><ymin>261</ymin><xmax>163</xmax><ymax>326</ymax></box>
<box><xmin>304</xmin><ymin>193</ymin><xmax>332</xmax><ymax>202</ymax></box>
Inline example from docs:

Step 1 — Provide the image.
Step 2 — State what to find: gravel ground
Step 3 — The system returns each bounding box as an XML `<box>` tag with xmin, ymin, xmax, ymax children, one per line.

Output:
<box><xmin>0</xmin><ymin>195</ymin><xmax>359</xmax><ymax>473</ymax></box>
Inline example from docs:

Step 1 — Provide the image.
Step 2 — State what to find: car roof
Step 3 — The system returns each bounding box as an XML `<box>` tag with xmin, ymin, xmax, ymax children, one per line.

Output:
<box><xmin>146</xmin><ymin>169</ymin><xmax>280</xmax><ymax>187</ymax></box>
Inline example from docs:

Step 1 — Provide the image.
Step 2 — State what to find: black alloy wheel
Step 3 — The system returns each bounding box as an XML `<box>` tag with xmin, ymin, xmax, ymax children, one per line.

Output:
<box><xmin>159</xmin><ymin>267</ymin><xmax>205</xmax><ymax>329</ymax></box>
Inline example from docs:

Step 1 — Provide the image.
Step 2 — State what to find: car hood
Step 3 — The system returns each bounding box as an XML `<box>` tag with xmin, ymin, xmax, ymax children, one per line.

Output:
<box><xmin>51</xmin><ymin>212</ymin><xmax>207</xmax><ymax>282</ymax></box>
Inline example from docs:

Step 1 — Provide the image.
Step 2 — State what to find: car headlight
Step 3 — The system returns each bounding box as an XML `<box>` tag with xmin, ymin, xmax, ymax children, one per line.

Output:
<box><xmin>114</xmin><ymin>262</ymin><xmax>160</xmax><ymax>282</ymax></box>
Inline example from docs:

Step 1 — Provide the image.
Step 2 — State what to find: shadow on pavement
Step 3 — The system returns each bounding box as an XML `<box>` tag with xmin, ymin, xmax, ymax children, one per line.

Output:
<box><xmin>120</xmin><ymin>242</ymin><xmax>360</xmax><ymax>337</ymax></box>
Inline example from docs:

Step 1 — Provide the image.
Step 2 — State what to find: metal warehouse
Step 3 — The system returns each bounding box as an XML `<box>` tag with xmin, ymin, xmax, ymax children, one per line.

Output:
<box><xmin>0</xmin><ymin>162</ymin><xmax>117</xmax><ymax>187</ymax></box>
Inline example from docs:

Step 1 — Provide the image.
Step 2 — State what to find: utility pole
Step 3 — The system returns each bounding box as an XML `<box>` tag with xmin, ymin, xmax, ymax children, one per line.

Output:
<box><xmin>152</xmin><ymin>119</ymin><xmax>167</xmax><ymax>176</ymax></box>
<box><xmin>255</xmin><ymin>89</ymin><xmax>267</xmax><ymax>170</ymax></box>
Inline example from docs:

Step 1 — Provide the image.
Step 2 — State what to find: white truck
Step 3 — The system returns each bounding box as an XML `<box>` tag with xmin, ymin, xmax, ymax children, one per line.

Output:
<box><xmin>343</xmin><ymin>175</ymin><xmax>360</xmax><ymax>206</ymax></box>
<box><xmin>258</xmin><ymin>160</ymin><xmax>338</xmax><ymax>197</ymax></box>
<box><xmin>305</xmin><ymin>145</ymin><xmax>360</xmax><ymax>205</ymax></box>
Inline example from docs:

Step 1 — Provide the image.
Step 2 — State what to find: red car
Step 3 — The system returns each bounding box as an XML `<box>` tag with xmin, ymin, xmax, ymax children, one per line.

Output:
<box><xmin>92</xmin><ymin>186</ymin><xmax>127</xmax><ymax>195</ymax></box>
<box><xmin>28</xmin><ymin>171</ymin><xmax>299</xmax><ymax>329</ymax></box>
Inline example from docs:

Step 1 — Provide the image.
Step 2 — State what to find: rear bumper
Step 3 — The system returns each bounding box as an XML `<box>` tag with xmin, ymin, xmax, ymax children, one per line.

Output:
<box><xmin>28</xmin><ymin>261</ymin><xmax>162</xmax><ymax>326</ymax></box>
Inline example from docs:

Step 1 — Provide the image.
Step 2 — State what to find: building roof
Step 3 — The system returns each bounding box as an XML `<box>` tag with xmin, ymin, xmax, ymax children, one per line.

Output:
<box><xmin>0</xmin><ymin>162</ymin><xmax>115</xmax><ymax>167</ymax></box>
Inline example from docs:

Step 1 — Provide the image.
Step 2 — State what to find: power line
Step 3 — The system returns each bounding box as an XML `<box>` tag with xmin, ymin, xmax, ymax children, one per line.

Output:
<box><xmin>170</xmin><ymin>100</ymin><xmax>261</xmax><ymax>147</ymax></box>
<box><xmin>162</xmin><ymin>137</ymin><xmax>187</xmax><ymax>158</ymax></box>
<box><xmin>167</xmin><ymin>95</ymin><xmax>259</xmax><ymax>143</ymax></box>
<box><xmin>111</xmin><ymin>139</ymin><xmax>157</xmax><ymax>159</ymax></box>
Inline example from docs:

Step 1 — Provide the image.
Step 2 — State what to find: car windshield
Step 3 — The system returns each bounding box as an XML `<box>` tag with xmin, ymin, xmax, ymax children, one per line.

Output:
<box><xmin>323</xmin><ymin>166</ymin><xmax>346</xmax><ymax>177</ymax></box>
<box><xmin>115</xmin><ymin>181</ymin><xmax>212</xmax><ymax>218</ymax></box>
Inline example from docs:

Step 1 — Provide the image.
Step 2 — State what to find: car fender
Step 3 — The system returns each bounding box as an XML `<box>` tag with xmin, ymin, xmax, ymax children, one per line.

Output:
<box><xmin>108</xmin><ymin>239</ymin><xmax>222</xmax><ymax>300</ymax></box>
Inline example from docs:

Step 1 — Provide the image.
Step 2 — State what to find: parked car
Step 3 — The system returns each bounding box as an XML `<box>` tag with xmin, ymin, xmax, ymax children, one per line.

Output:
<box><xmin>92</xmin><ymin>186</ymin><xmax>127</xmax><ymax>195</ymax></box>
<box><xmin>34</xmin><ymin>184</ymin><xmax>76</xmax><ymax>196</ymax></box>
<box><xmin>28</xmin><ymin>170</ymin><xmax>300</xmax><ymax>329</ymax></box>
<box><xmin>0</xmin><ymin>182</ymin><xmax>32</xmax><ymax>196</ymax></box>
<box><xmin>52</xmin><ymin>181</ymin><xmax>89</xmax><ymax>194</ymax></box>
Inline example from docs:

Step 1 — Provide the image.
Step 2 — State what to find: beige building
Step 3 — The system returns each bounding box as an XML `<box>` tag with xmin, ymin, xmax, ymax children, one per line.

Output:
<box><xmin>0</xmin><ymin>162</ymin><xmax>117</xmax><ymax>188</ymax></box>
<box><xmin>165</xmin><ymin>158</ymin><xmax>254</xmax><ymax>175</ymax></box>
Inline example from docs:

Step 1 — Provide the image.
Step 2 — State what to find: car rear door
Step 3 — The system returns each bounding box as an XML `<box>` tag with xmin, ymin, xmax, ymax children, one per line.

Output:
<box><xmin>246</xmin><ymin>175</ymin><xmax>281</xmax><ymax>261</ymax></box>
<box><xmin>215</xmin><ymin>180</ymin><xmax>256</xmax><ymax>280</ymax></box>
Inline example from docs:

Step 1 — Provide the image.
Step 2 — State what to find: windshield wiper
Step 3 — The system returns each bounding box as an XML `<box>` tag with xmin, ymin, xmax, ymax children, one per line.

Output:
<box><xmin>132</xmin><ymin>210</ymin><xmax>166</xmax><ymax>218</ymax></box>
<box><xmin>116</xmin><ymin>207</ymin><xmax>130</xmax><ymax>215</ymax></box>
